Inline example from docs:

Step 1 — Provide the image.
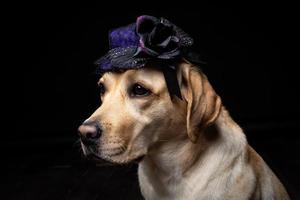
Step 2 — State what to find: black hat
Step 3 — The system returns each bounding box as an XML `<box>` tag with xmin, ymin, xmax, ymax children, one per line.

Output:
<box><xmin>95</xmin><ymin>15</ymin><xmax>203</xmax><ymax>99</ymax></box>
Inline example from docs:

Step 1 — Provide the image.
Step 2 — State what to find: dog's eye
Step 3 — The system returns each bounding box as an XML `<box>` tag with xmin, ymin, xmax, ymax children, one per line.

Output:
<box><xmin>98</xmin><ymin>83</ymin><xmax>106</xmax><ymax>96</ymax></box>
<box><xmin>130</xmin><ymin>84</ymin><xmax>151</xmax><ymax>97</ymax></box>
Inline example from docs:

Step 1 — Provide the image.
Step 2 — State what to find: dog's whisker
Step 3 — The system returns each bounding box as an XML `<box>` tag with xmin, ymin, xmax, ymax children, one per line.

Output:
<box><xmin>156</xmin><ymin>139</ymin><xmax>170</xmax><ymax>143</ymax></box>
<box><xmin>72</xmin><ymin>139</ymin><xmax>83</xmax><ymax>149</ymax></box>
<box><xmin>73</xmin><ymin>138</ymin><xmax>81</xmax><ymax>144</ymax></box>
<box><xmin>120</xmin><ymin>145</ymin><xmax>127</xmax><ymax>152</ymax></box>
<box><xmin>72</xmin><ymin>139</ymin><xmax>88</xmax><ymax>158</ymax></box>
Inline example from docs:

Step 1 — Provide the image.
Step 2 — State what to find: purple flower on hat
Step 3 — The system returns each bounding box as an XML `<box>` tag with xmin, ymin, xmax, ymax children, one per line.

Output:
<box><xmin>135</xmin><ymin>15</ymin><xmax>193</xmax><ymax>59</ymax></box>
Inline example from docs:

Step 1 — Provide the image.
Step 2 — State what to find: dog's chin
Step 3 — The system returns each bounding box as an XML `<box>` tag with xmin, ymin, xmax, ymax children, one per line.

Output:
<box><xmin>99</xmin><ymin>148</ymin><xmax>146</xmax><ymax>164</ymax></box>
<box><xmin>82</xmin><ymin>144</ymin><xmax>145</xmax><ymax>165</ymax></box>
<box><xmin>101</xmin><ymin>153</ymin><xmax>146</xmax><ymax>165</ymax></box>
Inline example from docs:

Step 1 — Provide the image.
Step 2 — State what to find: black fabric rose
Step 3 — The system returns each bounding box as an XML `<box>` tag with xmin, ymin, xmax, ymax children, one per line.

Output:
<box><xmin>135</xmin><ymin>15</ymin><xmax>193</xmax><ymax>59</ymax></box>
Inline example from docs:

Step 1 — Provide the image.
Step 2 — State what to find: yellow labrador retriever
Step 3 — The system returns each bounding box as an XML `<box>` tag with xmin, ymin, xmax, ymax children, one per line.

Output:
<box><xmin>78</xmin><ymin>60</ymin><xmax>290</xmax><ymax>200</ymax></box>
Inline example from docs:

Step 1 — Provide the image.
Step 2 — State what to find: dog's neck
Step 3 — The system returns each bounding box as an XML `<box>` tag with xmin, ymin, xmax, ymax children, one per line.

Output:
<box><xmin>138</xmin><ymin>107</ymin><xmax>247</xmax><ymax>199</ymax></box>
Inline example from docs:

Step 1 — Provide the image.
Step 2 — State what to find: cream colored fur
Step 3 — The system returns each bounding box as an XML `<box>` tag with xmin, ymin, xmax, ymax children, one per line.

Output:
<box><xmin>138</xmin><ymin>108</ymin><xmax>289</xmax><ymax>199</ymax></box>
<box><xmin>81</xmin><ymin>60</ymin><xmax>290</xmax><ymax>200</ymax></box>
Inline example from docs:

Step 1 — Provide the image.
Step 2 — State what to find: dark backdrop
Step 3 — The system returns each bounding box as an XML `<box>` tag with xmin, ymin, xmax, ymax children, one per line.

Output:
<box><xmin>5</xmin><ymin>2</ymin><xmax>300</xmax><ymax>200</ymax></box>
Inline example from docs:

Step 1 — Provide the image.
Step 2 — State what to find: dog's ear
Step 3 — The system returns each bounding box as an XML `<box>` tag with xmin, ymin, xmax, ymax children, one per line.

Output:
<box><xmin>178</xmin><ymin>61</ymin><xmax>222</xmax><ymax>143</ymax></box>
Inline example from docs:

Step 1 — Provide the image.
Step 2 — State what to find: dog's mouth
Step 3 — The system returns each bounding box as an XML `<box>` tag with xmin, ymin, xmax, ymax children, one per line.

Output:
<box><xmin>132</xmin><ymin>155</ymin><xmax>145</xmax><ymax>163</ymax></box>
<box><xmin>83</xmin><ymin>145</ymin><xmax>107</xmax><ymax>163</ymax></box>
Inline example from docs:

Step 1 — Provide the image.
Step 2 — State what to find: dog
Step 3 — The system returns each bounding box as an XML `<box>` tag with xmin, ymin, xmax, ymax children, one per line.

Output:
<box><xmin>78</xmin><ymin>60</ymin><xmax>290</xmax><ymax>199</ymax></box>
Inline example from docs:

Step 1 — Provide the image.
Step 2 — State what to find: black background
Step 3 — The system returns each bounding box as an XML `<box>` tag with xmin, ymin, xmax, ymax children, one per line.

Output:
<box><xmin>4</xmin><ymin>2</ymin><xmax>300</xmax><ymax>199</ymax></box>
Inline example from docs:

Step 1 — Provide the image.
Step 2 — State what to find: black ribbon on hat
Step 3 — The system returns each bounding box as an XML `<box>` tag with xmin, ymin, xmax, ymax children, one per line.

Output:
<box><xmin>160</xmin><ymin>64</ymin><xmax>182</xmax><ymax>100</ymax></box>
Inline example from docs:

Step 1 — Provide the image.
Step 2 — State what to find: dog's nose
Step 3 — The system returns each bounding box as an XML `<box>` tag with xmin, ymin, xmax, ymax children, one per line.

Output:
<box><xmin>78</xmin><ymin>121</ymin><xmax>102</xmax><ymax>145</ymax></box>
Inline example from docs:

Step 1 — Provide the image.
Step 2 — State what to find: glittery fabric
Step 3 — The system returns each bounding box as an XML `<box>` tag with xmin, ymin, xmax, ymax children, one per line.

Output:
<box><xmin>109</xmin><ymin>23</ymin><xmax>139</xmax><ymax>49</ymax></box>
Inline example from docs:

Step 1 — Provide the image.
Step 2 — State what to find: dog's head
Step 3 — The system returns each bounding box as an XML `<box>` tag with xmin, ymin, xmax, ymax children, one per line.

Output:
<box><xmin>78</xmin><ymin>60</ymin><xmax>222</xmax><ymax>164</ymax></box>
